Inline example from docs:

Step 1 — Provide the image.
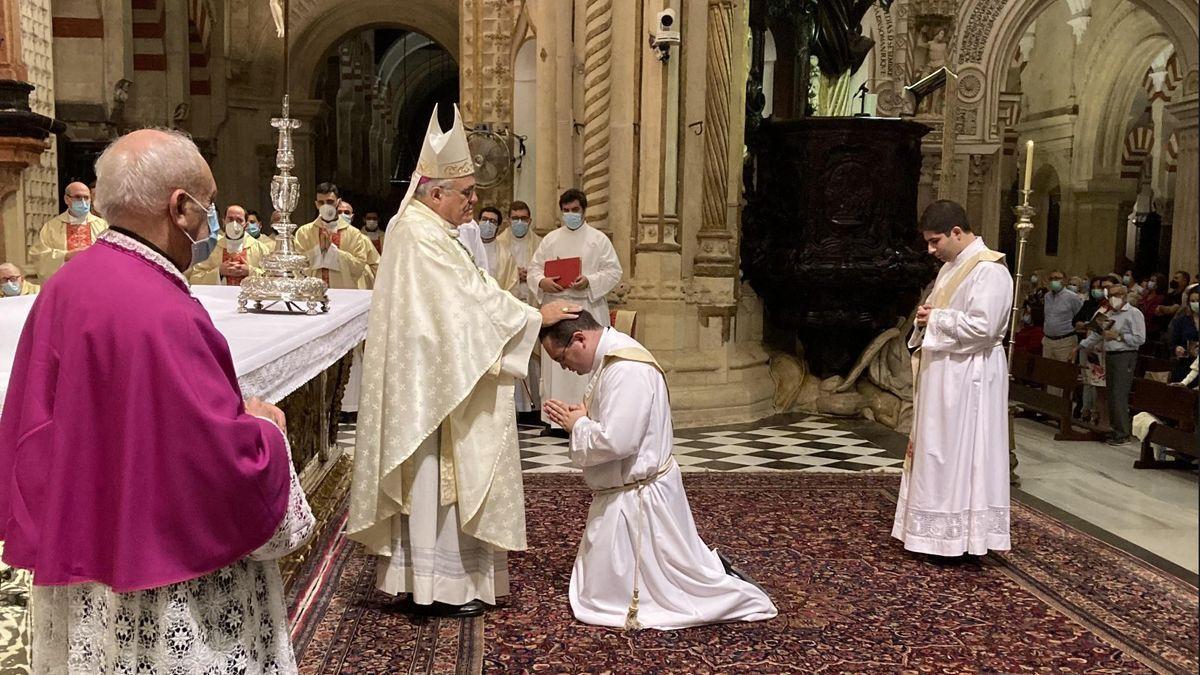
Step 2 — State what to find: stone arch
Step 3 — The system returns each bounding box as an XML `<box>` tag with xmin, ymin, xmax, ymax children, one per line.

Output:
<box><xmin>287</xmin><ymin>0</ymin><xmax>459</xmax><ymax>99</ymax></box>
<box><xmin>951</xmin><ymin>0</ymin><xmax>1197</xmax><ymax>145</ymax></box>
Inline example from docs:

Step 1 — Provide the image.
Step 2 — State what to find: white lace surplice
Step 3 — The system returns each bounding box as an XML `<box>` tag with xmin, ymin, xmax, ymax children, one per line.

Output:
<box><xmin>30</xmin><ymin>434</ymin><xmax>315</xmax><ymax>673</ymax></box>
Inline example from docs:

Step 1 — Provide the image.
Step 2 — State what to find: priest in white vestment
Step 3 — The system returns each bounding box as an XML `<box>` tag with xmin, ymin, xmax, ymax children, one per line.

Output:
<box><xmin>350</xmin><ymin>104</ymin><xmax>580</xmax><ymax>618</ymax></box>
<box><xmin>892</xmin><ymin>200</ymin><xmax>1013</xmax><ymax>559</ymax></box>
<box><xmin>479</xmin><ymin>205</ymin><xmax>518</xmax><ymax>291</ymax></box>
<box><xmin>528</xmin><ymin>189</ymin><xmax>623</xmax><ymax>428</ymax></box>
<box><xmin>542</xmin><ymin>311</ymin><xmax>778</xmax><ymax>630</ymax></box>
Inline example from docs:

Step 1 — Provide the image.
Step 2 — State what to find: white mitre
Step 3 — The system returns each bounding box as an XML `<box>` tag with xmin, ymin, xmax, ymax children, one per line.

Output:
<box><xmin>388</xmin><ymin>104</ymin><xmax>475</xmax><ymax>230</ymax></box>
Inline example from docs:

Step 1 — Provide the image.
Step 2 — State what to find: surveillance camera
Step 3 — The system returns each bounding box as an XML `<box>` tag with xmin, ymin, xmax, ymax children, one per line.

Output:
<box><xmin>655</xmin><ymin>9</ymin><xmax>681</xmax><ymax>46</ymax></box>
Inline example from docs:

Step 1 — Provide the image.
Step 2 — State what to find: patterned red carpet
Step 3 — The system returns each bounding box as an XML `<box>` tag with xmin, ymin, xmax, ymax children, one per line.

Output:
<box><xmin>289</xmin><ymin>473</ymin><xmax>1198</xmax><ymax>674</ymax></box>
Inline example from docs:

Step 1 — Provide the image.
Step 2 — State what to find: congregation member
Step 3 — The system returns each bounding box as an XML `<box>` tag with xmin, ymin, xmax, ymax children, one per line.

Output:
<box><xmin>29</xmin><ymin>181</ymin><xmax>108</xmax><ymax>280</ymax></box>
<box><xmin>1074</xmin><ymin>276</ymin><xmax>1112</xmax><ymax>425</ymax></box>
<box><xmin>1076</xmin><ymin>284</ymin><xmax>1145</xmax><ymax>445</ymax></box>
<box><xmin>0</xmin><ymin>263</ymin><xmax>38</xmax><ymax>298</ymax></box>
<box><xmin>0</xmin><ymin>128</ymin><xmax>313</xmax><ymax>672</ymax></box>
<box><xmin>188</xmin><ymin>204</ymin><xmax>270</xmax><ymax>286</ymax></box>
<box><xmin>349</xmin><ymin>104</ymin><xmax>580</xmax><ymax>619</ymax></box>
<box><xmin>295</xmin><ymin>182</ymin><xmax>380</xmax><ymax>289</ymax></box>
<box><xmin>1042</xmin><ymin>269</ymin><xmax>1084</xmax><ymax>363</ymax></box>
<box><xmin>363</xmin><ymin>210</ymin><xmax>385</xmax><ymax>253</ymax></box>
<box><xmin>1139</xmin><ymin>272</ymin><xmax>1170</xmax><ymax>338</ymax></box>
<box><xmin>892</xmin><ymin>200</ymin><xmax>1012</xmax><ymax>561</ymax></box>
<box><xmin>500</xmin><ymin>200</ymin><xmax>544</xmax><ymax>421</ymax></box>
<box><xmin>541</xmin><ymin>311</ymin><xmax>778</xmax><ymax>630</ymax></box>
<box><xmin>528</xmin><ymin>189</ymin><xmax>623</xmax><ymax>430</ymax></box>
<box><xmin>1168</xmin><ymin>284</ymin><xmax>1199</xmax><ymax>383</ymax></box>
<box><xmin>479</xmin><ymin>205</ymin><xmax>517</xmax><ymax>290</ymax></box>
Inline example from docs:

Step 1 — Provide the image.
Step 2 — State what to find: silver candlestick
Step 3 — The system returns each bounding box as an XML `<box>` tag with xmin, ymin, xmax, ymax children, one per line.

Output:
<box><xmin>238</xmin><ymin>95</ymin><xmax>329</xmax><ymax>314</ymax></box>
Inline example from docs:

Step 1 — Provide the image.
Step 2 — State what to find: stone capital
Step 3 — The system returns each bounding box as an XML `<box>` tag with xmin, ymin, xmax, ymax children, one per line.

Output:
<box><xmin>1165</xmin><ymin>94</ymin><xmax>1198</xmax><ymax>129</ymax></box>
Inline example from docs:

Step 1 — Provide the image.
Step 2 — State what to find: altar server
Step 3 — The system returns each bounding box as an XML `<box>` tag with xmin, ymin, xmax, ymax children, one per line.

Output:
<box><xmin>350</xmin><ymin>104</ymin><xmax>579</xmax><ymax>618</ymax></box>
<box><xmin>295</xmin><ymin>182</ymin><xmax>380</xmax><ymax>289</ymax></box>
<box><xmin>528</xmin><ymin>189</ymin><xmax>623</xmax><ymax>428</ymax></box>
<box><xmin>29</xmin><ymin>181</ymin><xmax>108</xmax><ymax>280</ymax></box>
<box><xmin>500</xmin><ymin>201</ymin><xmax>543</xmax><ymax>419</ymax></box>
<box><xmin>892</xmin><ymin>200</ymin><xmax>1013</xmax><ymax>559</ymax></box>
<box><xmin>188</xmin><ymin>204</ymin><xmax>270</xmax><ymax>286</ymax></box>
<box><xmin>542</xmin><ymin>311</ymin><xmax>777</xmax><ymax>629</ymax></box>
<box><xmin>0</xmin><ymin>128</ymin><xmax>313</xmax><ymax>672</ymax></box>
<box><xmin>479</xmin><ymin>205</ymin><xmax>517</xmax><ymax>290</ymax></box>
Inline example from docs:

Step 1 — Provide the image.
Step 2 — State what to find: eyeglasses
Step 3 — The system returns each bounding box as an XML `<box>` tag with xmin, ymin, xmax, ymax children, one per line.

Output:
<box><xmin>443</xmin><ymin>185</ymin><xmax>477</xmax><ymax>199</ymax></box>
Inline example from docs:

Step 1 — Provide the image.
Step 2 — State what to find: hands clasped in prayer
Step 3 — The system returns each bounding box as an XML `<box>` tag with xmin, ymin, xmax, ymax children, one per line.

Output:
<box><xmin>542</xmin><ymin>399</ymin><xmax>587</xmax><ymax>432</ymax></box>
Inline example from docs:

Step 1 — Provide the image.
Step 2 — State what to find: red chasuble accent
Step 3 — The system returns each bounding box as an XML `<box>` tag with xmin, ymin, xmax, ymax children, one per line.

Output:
<box><xmin>320</xmin><ymin>229</ymin><xmax>344</xmax><ymax>286</ymax></box>
<box><xmin>0</xmin><ymin>238</ymin><xmax>290</xmax><ymax>592</ymax></box>
<box><xmin>222</xmin><ymin>247</ymin><xmax>249</xmax><ymax>286</ymax></box>
<box><xmin>66</xmin><ymin>223</ymin><xmax>93</xmax><ymax>251</ymax></box>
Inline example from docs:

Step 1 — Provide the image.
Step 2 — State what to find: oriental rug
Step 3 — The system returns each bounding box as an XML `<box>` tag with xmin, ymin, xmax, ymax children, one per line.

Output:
<box><xmin>288</xmin><ymin>473</ymin><xmax>1198</xmax><ymax>674</ymax></box>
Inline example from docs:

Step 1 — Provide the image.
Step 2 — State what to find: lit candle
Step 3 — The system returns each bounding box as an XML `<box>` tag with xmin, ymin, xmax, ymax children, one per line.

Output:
<box><xmin>1023</xmin><ymin>140</ymin><xmax>1035</xmax><ymax>192</ymax></box>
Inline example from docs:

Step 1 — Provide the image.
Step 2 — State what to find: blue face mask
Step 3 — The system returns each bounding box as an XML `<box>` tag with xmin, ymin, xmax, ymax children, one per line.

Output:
<box><xmin>1049</xmin><ymin>280</ymin><xmax>1063</xmax><ymax>292</ymax></box>
<box><xmin>1</xmin><ymin>281</ymin><xmax>20</xmax><ymax>297</ymax></box>
<box><xmin>247</xmin><ymin>222</ymin><xmax>261</xmax><ymax>238</ymax></box>
<box><xmin>183</xmin><ymin>192</ymin><xmax>221</xmax><ymax>268</ymax></box>
<box><xmin>562</xmin><ymin>212</ymin><xmax>584</xmax><ymax>230</ymax></box>
<box><xmin>1091</xmin><ymin>288</ymin><xmax>1104</xmax><ymax>299</ymax></box>
<box><xmin>510</xmin><ymin>219</ymin><xmax>530</xmax><ymax>238</ymax></box>
<box><xmin>478</xmin><ymin>219</ymin><xmax>498</xmax><ymax>240</ymax></box>
<box><xmin>68</xmin><ymin>198</ymin><xmax>90</xmax><ymax>218</ymax></box>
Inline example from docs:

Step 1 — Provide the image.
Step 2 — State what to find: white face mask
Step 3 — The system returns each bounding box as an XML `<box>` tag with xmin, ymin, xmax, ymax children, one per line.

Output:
<box><xmin>225</xmin><ymin>220</ymin><xmax>244</xmax><ymax>239</ymax></box>
<box><xmin>319</xmin><ymin>203</ymin><xmax>337</xmax><ymax>221</ymax></box>
<box><xmin>1109</xmin><ymin>297</ymin><xmax>1125</xmax><ymax>310</ymax></box>
<box><xmin>364</xmin><ymin>219</ymin><xmax>379</xmax><ymax>231</ymax></box>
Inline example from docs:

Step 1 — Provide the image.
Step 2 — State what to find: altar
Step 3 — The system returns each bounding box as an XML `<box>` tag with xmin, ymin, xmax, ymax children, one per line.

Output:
<box><xmin>0</xmin><ymin>285</ymin><xmax>371</xmax><ymax>671</ymax></box>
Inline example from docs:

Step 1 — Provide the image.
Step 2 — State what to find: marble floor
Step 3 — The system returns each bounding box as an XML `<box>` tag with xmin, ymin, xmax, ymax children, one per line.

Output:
<box><xmin>1012</xmin><ymin>417</ymin><xmax>1199</xmax><ymax>575</ymax></box>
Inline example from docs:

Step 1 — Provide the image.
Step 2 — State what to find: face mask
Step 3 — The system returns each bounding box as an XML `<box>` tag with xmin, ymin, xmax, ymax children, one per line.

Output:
<box><xmin>1146</xmin><ymin>281</ymin><xmax>1157</xmax><ymax>290</ymax></box>
<box><xmin>184</xmin><ymin>193</ymin><xmax>221</xmax><ymax>268</ymax></box>
<box><xmin>225</xmin><ymin>221</ymin><xmax>244</xmax><ymax>239</ymax></box>
<box><xmin>479</xmin><ymin>220</ymin><xmax>498</xmax><ymax>240</ymax></box>
<box><xmin>319</xmin><ymin>203</ymin><xmax>337</xmax><ymax>221</ymax></box>
<box><xmin>1123</xmin><ymin>276</ymin><xmax>1132</xmax><ymax>285</ymax></box>
<box><xmin>1050</xmin><ymin>280</ymin><xmax>1063</xmax><ymax>292</ymax></box>
<box><xmin>1</xmin><ymin>281</ymin><xmax>20</xmax><ymax>297</ymax></box>
<box><xmin>1067</xmin><ymin>284</ymin><xmax>1079</xmax><ymax>293</ymax></box>
<box><xmin>563</xmin><ymin>212</ymin><xmax>584</xmax><ymax>230</ymax></box>
<box><xmin>1191</xmin><ymin>302</ymin><xmax>1199</xmax><ymax>313</ymax></box>
<box><xmin>1091</xmin><ymin>288</ymin><xmax>1104</xmax><ymax>299</ymax></box>
<box><xmin>247</xmin><ymin>222</ymin><xmax>261</xmax><ymax>237</ymax></box>
<box><xmin>339</xmin><ymin>213</ymin><xmax>352</xmax><ymax>225</ymax></box>
<box><xmin>364</xmin><ymin>219</ymin><xmax>379</xmax><ymax>231</ymax></box>
<box><xmin>68</xmin><ymin>198</ymin><xmax>91</xmax><ymax>218</ymax></box>
<box><xmin>1029</xmin><ymin>275</ymin><xmax>1039</xmax><ymax>285</ymax></box>
<box><xmin>511</xmin><ymin>219</ymin><xmax>530</xmax><ymax>238</ymax></box>
<box><xmin>1109</xmin><ymin>297</ymin><xmax>1125</xmax><ymax>310</ymax></box>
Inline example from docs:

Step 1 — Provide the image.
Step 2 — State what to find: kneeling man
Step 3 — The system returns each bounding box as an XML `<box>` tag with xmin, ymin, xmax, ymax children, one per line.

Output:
<box><xmin>541</xmin><ymin>311</ymin><xmax>777</xmax><ymax>630</ymax></box>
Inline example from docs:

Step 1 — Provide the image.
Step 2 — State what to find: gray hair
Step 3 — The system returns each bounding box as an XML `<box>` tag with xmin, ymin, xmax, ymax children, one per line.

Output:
<box><xmin>413</xmin><ymin>177</ymin><xmax>456</xmax><ymax>198</ymax></box>
<box><xmin>94</xmin><ymin>128</ymin><xmax>209</xmax><ymax>224</ymax></box>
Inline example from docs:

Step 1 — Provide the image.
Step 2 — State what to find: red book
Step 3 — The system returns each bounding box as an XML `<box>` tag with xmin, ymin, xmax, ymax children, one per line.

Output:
<box><xmin>544</xmin><ymin>256</ymin><xmax>582</xmax><ymax>284</ymax></box>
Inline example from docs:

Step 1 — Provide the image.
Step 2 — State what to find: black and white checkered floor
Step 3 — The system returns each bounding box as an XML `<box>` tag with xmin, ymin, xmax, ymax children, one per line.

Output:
<box><xmin>338</xmin><ymin>415</ymin><xmax>905</xmax><ymax>474</ymax></box>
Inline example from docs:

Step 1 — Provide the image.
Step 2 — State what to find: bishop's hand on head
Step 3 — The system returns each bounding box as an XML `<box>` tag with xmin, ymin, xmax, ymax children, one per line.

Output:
<box><xmin>540</xmin><ymin>301</ymin><xmax>581</xmax><ymax>327</ymax></box>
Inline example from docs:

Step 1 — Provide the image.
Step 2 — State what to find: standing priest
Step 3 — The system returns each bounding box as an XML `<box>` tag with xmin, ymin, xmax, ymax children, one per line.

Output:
<box><xmin>892</xmin><ymin>200</ymin><xmax>1012</xmax><ymax>561</ymax></box>
<box><xmin>350</xmin><ymin>105</ymin><xmax>578</xmax><ymax>618</ymax></box>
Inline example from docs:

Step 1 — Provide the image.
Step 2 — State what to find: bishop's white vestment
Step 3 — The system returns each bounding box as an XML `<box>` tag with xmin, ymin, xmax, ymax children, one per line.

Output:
<box><xmin>528</xmin><ymin>223</ymin><xmax>622</xmax><ymax>425</ymax></box>
<box><xmin>569</xmin><ymin>328</ymin><xmax>778</xmax><ymax>629</ymax></box>
<box><xmin>350</xmin><ymin>199</ymin><xmax>541</xmax><ymax>606</ymax></box>
<box><xmin>892</xmin><ymin>237</ymin><xmax>1013</xmax><ymax>556</ymax></box>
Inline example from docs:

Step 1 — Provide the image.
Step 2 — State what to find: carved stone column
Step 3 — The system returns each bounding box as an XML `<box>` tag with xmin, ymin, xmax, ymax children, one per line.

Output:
<box><xmin>1166</xmin><ymin>95</ymin><xmax>1198</xmax><ymax>276</ymax></box>
<box><xmin>580</xmin><ymin>0</ymin><xmax>613</xmax><ymax>234</ymax></box>
<box><xmin>694</xmin><ymin>0</ymin><xmax>737</xmax><ymax>278</ymax></box>
<box><xmin>461</xmin><ymin>0</ymin><xmax>516</xmax><ymax>211</ymax></box>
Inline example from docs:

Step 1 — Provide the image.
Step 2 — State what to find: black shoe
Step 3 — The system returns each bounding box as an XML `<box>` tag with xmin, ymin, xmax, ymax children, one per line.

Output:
<box><xmin>516</xmin><ymin>411</ymin><xmax>543</xmax><ymax>427</ymax></box>
<box><xmin>394</xmin><ymin>598</ymin><xmax>486</xmax><ymax>618</ymax></box>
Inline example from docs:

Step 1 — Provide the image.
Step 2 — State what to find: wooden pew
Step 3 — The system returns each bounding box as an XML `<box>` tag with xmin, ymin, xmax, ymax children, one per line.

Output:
<box><xmin>1130</xmin><ymin>378</ymin><xmax>1198</xmax><ymax>469</ymax></box>
<box><xmin>1009</xmin><ymin>351</ymin><xmax>1097</xmax><ymax>441</ymax></box>
<box><xmin>1136</xmin><ymin>354</ymin><xmax>1174</xmax><ymax>382</ymax></box>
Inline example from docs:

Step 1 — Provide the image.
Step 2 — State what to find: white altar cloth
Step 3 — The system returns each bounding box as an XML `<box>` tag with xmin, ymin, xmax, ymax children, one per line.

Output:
<box><xmin>0</xmin><ymin>286</ymin><xmax>371</xmax><ymax>406</ymax></box>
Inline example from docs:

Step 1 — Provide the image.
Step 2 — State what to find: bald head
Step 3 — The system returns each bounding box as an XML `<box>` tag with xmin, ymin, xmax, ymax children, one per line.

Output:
<box><xmin>94</xmin><ymin>129</ymin><xmax>216</xmax><ymax>268</ymax></box>
<box><xmin>0</xmin><ymin>263</ymin><xmax>20</xmax><ymax>279</ymax></box>
<box><xmin>64</xmin><ymin>182</ymin><xmax>90</xmax><ymax>201</ymax></box>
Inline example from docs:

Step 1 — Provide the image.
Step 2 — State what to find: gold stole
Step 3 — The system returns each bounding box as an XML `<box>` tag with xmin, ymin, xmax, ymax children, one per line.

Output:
<box><xmin>905</xmin><ymin>249</ymin><xmax>1006</xmax><ymax>473</ymax></box>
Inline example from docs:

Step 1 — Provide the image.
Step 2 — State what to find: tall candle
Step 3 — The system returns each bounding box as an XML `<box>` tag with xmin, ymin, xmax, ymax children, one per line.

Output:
<box><xmin>1023</xmin><ymin>140</ymin><xmax>1035</xmax><ymax>191</ymax></box>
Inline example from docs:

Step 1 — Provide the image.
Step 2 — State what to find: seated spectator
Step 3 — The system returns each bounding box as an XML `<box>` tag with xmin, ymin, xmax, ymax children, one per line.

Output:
<box><xmin>1168</xmin><ymin>284</ymin><xmax>1199</xmax><ymax>382</ymax></box>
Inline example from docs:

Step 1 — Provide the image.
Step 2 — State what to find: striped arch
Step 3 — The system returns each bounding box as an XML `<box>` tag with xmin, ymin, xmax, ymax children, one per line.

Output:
<box><xmin>188</xmin><ymin>0</ymin><xmax>212</xmax><ymax>96</ymax></box>
<box><xmin>1120</xmin><ymin>126</ymin><xmax>1154</xmax><ymax>179</ymax></box>
<box><xmin>132</xmin><ymin>0</ymin><xmax>166</xmax><ymax>72</ymax></box>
